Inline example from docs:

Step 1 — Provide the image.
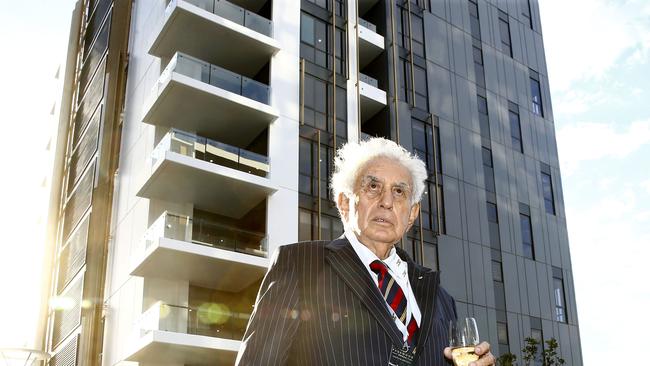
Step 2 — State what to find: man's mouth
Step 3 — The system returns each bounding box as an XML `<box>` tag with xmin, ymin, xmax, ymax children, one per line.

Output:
<box><xmin>373</xmin><ymin>217</ymin><xmax>392</xmax><ymax>225</ymax></box>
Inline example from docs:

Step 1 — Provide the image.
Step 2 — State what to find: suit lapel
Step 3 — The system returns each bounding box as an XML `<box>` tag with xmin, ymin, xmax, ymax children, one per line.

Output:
<box><xmin>325</xmin><ymin>237</ymin><xmax>405</xmax><ymax>348</ymax></box>
<box><xmin>399</xmin><ymin>248</ymin><xmax>440</xmax><ymax>360</ymax></box>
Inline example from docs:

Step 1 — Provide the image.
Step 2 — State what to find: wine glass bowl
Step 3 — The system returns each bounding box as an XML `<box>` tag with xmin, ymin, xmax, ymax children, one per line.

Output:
<box><xmin>448</xmin><ymin>317</ymin><xmax>480</xmax><ymax>366</ymax></box>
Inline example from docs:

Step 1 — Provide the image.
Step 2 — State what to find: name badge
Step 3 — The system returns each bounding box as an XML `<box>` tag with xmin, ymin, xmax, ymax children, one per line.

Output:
<box><xmin>388</xmin><ymin>344</ymin><xmax>415</xmax><ymax>366</ymax></box>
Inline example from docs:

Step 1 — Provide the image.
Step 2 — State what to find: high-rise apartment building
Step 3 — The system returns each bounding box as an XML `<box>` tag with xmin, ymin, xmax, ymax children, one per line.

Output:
<box><xmin>42</xmin><ymin>0</ymin><xmax>582</xmax><ymax>365</ymax></box>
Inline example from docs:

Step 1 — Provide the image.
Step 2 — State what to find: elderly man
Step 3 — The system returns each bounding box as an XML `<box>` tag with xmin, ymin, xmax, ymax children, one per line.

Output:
<box><xmin>236</xmin><ymin>138</ymin><xmax>495</xmax><ymax>366</ymax></box>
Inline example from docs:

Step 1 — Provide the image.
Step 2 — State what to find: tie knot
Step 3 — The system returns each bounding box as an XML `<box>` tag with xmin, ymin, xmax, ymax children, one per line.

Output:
<box><xmin>369</xmin><ymin>260</ymin><xmax>388</xmax><ymax>275</ymax></box>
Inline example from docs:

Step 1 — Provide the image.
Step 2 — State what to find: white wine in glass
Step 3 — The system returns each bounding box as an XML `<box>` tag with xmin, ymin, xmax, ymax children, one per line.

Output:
<box><xmin>448</xmin><ymin>317</ymin><xmax>480</xmax><ymax>366</ymax></box>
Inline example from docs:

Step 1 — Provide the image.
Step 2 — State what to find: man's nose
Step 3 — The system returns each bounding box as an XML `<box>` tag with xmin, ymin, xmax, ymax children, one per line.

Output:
<box><xmin>379</xmin><ymin>188</ymin><xmax>394</xmax><ymax>209</ymax></box>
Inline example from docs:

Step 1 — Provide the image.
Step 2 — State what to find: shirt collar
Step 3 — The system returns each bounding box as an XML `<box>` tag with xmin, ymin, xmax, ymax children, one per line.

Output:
<box><xmin>345</xmin><ymin>230</ymin><xmax>407</xmax><ymax>279</ymax></box>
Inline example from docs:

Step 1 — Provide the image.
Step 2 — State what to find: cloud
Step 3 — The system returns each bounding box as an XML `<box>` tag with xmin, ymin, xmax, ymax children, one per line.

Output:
<box><xmin>565</xmin><ymin>182</ymin><xmax>650</xmax><ymax>365</ymax></box>
<box><xmin>540</xmin><ymin>0</ymin><xmax>650</xmax><ymax>91</ymax></box>
<box><xmin>556</xmin><ymin>119</ymin><xmax>650</xmax><ymax>174</ymax></box>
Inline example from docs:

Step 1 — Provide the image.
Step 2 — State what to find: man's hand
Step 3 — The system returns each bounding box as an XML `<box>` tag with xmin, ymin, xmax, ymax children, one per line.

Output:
<box><xmin>443</xmin><ymin>341</ymin><xmax>496</xmax><ymax>366</ymax></box>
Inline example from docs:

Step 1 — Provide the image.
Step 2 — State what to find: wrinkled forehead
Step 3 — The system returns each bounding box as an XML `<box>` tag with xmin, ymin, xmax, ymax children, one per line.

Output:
<box><xmin>355</xmin><ymin>156</ymin><xmax>413</xmax><ymax>188</ymax></box>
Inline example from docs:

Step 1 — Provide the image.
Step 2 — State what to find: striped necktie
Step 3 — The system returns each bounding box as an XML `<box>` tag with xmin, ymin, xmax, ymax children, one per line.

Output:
<box><xmin>370</xmin><ymin>260</ymin><xmax>418</xmax><ymax>347</ymax></box>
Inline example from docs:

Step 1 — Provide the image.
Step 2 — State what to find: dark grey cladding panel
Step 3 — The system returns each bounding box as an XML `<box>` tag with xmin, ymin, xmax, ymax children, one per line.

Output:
<box><xmin>486</xmin><ymin>91</ymin><xmax>504</xmax><ymax>145</ymax></box>
<box><xmin>525</xmin><ymin>258</ymin><xmax>541</xmax><ymax>317</ymax></box>
<box><xmin>438</xmin><ymin>235</ymin><xmax>468</xmax><ymax>302</ymax></box>
<box><xmin>502</xmin><ymin>252</ymin><xmax>521</xmax><ymax>313</ymax></box>
<box><xmin>516</xmin><ymin>256</ymin><xmax>530</xmax><ymax>313</ymax></box>
<box><xmin>468</xmin><ymin>241</ymin><xmax>488</xmax><ymax>306</ymax></box>
<box><xmin>483</xmin><ymin>46</ymin><xmax>500</xmax><ymax>95</ymax></box>
<box><xmin>440</xmin><ymin>118</ymin><xmax>460</xmax><ymax>178</ymax></box>
<box><xmin>450</xmin><ymin>26</ymin><xmax>470</xmax><ymax>78</ymax></box>
<box><xmin>427</xmin><ymin>61</ymin><xmax>454</xmax><ymax>121</ymax></box>
<box><xmin>570</xmin><ymin>325</ymin><xmax>583</xmax><ymax>365</ymax></box>
<box><xmin>459</xmin><ymin>127</ymin><xmax>480</xmax><ymax>187</ymax></box>
<box><xmin>547</xmin><ymin>217</ymin><xmax>562</xmax><ymax>267</ymax></box>
<box><xmin>442</xmin><ymin>176</ymin><xmax>463</xmax><ymax>238</ymax></box>
<box><xmin>424</xmin><ymin>12</ymin><xmax>450</xmax><ymax>69</ymax></box>
<box><xmin>428</xmin><ymin>0</ymin><xmax>446</xmax><ymax>20</ymax></box>
<box><xmin>531</xmin><ymin>207</ymin><xmax>546</xmax><ymax>263</ymax></box>
<box><xmin>463</xmin><ymin>183</ymin><xmax>483</xmax><ymax>244</ymax></box>
<box><xmin>536</xmin><ymin>261</ymin><xmax>552</xmax><ymax>320</ymax></box>
<box><xmin>448</xmin><ymin>0</ymin><xmax>467</xmax><ymax>33</ymax></box>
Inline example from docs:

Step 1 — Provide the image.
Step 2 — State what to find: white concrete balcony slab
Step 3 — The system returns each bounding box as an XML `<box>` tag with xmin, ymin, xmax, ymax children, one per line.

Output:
<box><xmin>137</xmin><ymin>130</ymin><xmax>277</xmax><ymax>219</ymax></box>
<box><xmin>143</xmin><ymin>53</ymin><xmax>278</xmax><ymax>147</ymax></box>
<box><xmin>358</xmin><ymin>19</ymin><xmax>384</xmax><ymax>69</ymax></box>
<box><xmin>130</xmin><ymin>212</ymin><xmax>268</xmax><ymax>292</ymax></box>
<box><xmin>126</xmin><ymin>302</ymin><xmax>244</xmax><ymax>366</ymax></box>
<box><xmin>359</xmin><ymin>73</ymin><xmax>387</xmax><ymax>122</ymax></box>
<box><xmin>149</xmin><ymin>0</ymin><xmax>279</xmax><ymax>76</ymax></box>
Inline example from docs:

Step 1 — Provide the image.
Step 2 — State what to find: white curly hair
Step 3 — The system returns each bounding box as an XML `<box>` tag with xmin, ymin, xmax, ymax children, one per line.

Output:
<box><xmin>330</xmin><ymin>137</ymin><xmax>427</xmax><ymax>207</ymax></box>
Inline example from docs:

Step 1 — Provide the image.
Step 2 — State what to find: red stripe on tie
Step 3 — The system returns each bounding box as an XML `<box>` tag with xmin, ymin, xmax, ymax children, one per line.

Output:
<box><xmin>390</xmin><ymin>287</ymin><xmax>404</xmax><ymax>310</ymax></box>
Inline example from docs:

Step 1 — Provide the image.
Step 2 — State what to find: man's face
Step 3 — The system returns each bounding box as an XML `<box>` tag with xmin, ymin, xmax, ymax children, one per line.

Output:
<box><xmin>339</xmin><ymin>157</ymin><xmax>420</xmax><ymax>248</ymax></box>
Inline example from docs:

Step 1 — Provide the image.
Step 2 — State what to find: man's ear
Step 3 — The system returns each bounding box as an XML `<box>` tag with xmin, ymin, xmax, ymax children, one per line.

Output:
<box><xmin>407</xmin><ymin>203</ymin><xmax>420</xmax><ymax>229</ymax></box>
<box><xmin>337</xmin><ymin>192</ymin><xmax>350</xmax><ymax>222</ymax></box>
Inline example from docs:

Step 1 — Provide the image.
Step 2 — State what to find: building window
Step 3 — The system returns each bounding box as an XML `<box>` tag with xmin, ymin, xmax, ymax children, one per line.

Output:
<box><xmin>498</xmin><ymin>10</ymin><xmax>513</xmax><ymax>57</ymax></box>
<box><xmin>306</xmin><ymin>0</ymin><xmax>345</xmax><ymax>16</ymax></box>
<box><xmin>519</xmin><ymin>203</ymin><xmax>534</xmax><ymax>259</ymax></box>
<box><xmin>473</xmin><ymin>46</ymin><xmax>485</xmax><ymax>88</ymax></box>
<box><xmin>477</xmin><ymin>95</ymin><xmax>490</xmax><ymax>139</ymax></box>
<box><xmin>299</xmin><ymin>208</ymin><xmax>344</xmax><ymax>241</ymax></box>
<box><xmin>399</xmin><ymin>58</ymin><xmax>428</xmax><ymax>110</ymax></box>
<box><xmin>302</xmin><ymin>74</ymin><xmax>347</xmax><ymax>137</ymax></box>
<box><xmin>530</xmin><ymin>69</ymin><xmax>544</xmax><ymax>116</ymax></box>
<box><xmin>522</xmin><ymin>0</ymin><xmax>534</xmax><ymax>30</ymax></box>
<box><xmin>419</xmin><ymin>181</ymin><xmax>445</xmax><ymax>234</ymax></box>
<box><xmin>540</xmin><ymin>164</ymin><xmax>555</xmax><ymax>215</ymax></box>
<box><xmin>396</xmin><ymin>7</ymin><xmax>425</xmax><ymax>58</ymax></box>
<box><xmin>486</xmin><ymin>201</ymin><xmax>501</xmax><ymax>249</ymax></box>
<box><xmin>508</xmin><ymin>101</ymin><xmax>523</xmax><ymax>153</ymax></box>
<box><xmin>552</xmin><ymin>267</ymin><xmax>568</xmax><ymax>323</ymax></box>
<box><xmin>497</xmin><ymin>321</ymin><xmax>509</xmax><ymax>344</ymax></box>
<box><xmin>299</xmin><ymin>137</ymin><xmax>334</xmax><ymax>198</ymax></box>
<box><xmin>496</xmin><ymin>310</ymin><xmax>510</xmax><ymax>355</ymax></box>
<box><xmin>482</xmin><ymin>147</ymin><xmax>495</xmax><ymax>193</ymax></box>
<box><xmin>468</xmin><ymin>0</ymin><xmax>481</xmax><ymax>40</ymax></box>
<box><xmin>412</xmin><ymin>119</ymin><xmax>441</xmax><ymax>175</ymax></box>
<box><xmin>300</xmin><ymin>12</ymin><xmax>346</xmax><ymax>75</ymax></box>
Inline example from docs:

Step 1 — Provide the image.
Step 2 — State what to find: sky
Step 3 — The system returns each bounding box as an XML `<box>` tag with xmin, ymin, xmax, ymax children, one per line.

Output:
<box><xmin>0</xmin><ymin>0</ymin><xmax>77</xmax><ymax>351</ymax></box>
<box><xmin>0</xmin><ymin>0</ymin><xmax>648</xmax><ymax>364</ymax></box>
<box><xmin>538</xmin><ymin>0</ymin><xmax>650</xmax><ymax>364</ymax></box>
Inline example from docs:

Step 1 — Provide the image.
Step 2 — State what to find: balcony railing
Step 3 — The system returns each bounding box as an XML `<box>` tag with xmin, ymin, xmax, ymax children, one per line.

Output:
<box><xmin>157</xmin><ymin>52</ymin><xmax>270</xmax><ymax>105</ymax></box>
<box><xmin>153</xmin><ymin>129</ymin><xmax>270</xmax><ymax>177</ymax></box>
<box><xmin>167</xmin><ymin>0</ymin><xmax>273</xmax><ymax>37</ymax></box>
<box><xmin>136</xmin><ymin>301</ymin><xmax>250</xmax><ymax>341</ymax></box>
<box><xmin>143</xmin><ymin>211</ymin><xmax>268</xmax><ymax>257</ymax></box>
<box><xmin>360</xmin><ymin>72</ymin><xmax>379</xmax><ymax>88</ymax></box>
<box><xmin>359</xmin><ymin>18</ymin><xmax>377</xmax><ymax>32</ymax></box>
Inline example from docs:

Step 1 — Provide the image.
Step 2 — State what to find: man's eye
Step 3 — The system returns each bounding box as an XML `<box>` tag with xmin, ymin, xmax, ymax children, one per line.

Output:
<box><xmin>369</xmin><ymin>183</ymin><xmax>379</xmax><ymax>190</ymax></box>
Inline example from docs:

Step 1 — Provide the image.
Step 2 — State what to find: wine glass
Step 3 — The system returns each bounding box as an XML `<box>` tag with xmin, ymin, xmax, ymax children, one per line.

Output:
<box><xmin>448</xmin><ymin>317</ymin><xmax>480</xmax><ymax>366</ymax></box>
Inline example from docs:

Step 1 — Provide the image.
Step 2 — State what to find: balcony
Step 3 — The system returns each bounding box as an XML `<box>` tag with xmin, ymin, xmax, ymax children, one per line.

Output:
<box><xmin>149</xmin><ymin>0</ymin><xmax>279</xmax><ymax>76</ymax></box>
<box><xmin>359</xmin><ymin>73</ymin><xmax>386</xmax><ymax>122</ymax></box>
<box><xmin>137</xmin><ymin>129</ymin><xmax>277</xmax><ymax>219</ymax></box>
<box><xmin>130</xmin><ymin>211</ymin><xmax>268</xmax><ymax>291</ymax></box>
<box><xmin>143</xmin><ymin>53</ymin><xmax>278</xmax><ymax>147</ymax></box>
<box><xmin>358</xmin><ymin>18</ymin><xmax>384</xmax><ymax>69</ymax></box>
<box><xmin>126</xmin><ymin>301</ymin><xmax>245</xmax><ymax>365</ymax></box>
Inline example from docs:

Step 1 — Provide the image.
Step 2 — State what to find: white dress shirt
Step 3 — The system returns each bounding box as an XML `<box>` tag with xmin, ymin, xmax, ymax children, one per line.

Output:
<box><xmin>345</xmin><ymin>230</ymin><xmax>422</xmax><ymax>342</ymax></box>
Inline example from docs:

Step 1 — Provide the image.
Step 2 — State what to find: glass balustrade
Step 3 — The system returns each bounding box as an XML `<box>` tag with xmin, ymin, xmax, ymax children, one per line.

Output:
<box><xmin>137</xmin><ymin>301</ymin><xmax>250</xmax><ymax>340</ymax></box>
<box><xmin>359</xmin><ymin>72</ymin><xmax>379</xmax><ymax>88</ymax></box>
<box><xmin>142</xmin><ymin>211</ymin><xmax>268</xmax><ymax>257</ymax></box>
<box><xmin>162</xmin><ymin>52</ymin><xmax>271</xmax><ymax>105</ymax></box>
<box><xmin>168</xmin><ymin>0</ymin><xmax>273</xmax><ymax>37</ymax></box>
<box><xmin>359</xmin><ymin>18</ymin><xmax>377</xmax><ymax>32</ymax></box>
<box><xmin>152</xmin><ymin>128</ymin><xmax>270</xmax><ymax>177</ymax></box>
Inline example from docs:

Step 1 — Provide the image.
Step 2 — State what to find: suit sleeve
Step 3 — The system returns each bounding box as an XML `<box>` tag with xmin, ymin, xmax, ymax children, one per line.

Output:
<box><xmin>235</xmin><ymin>245</ymin><xmax>300</xmax><ymax>365</ymax></box>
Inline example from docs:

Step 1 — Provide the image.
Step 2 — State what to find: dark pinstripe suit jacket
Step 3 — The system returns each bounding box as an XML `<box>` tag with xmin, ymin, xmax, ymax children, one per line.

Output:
<box><xmin>235</xmin><ymin>237</ymin><xmax>457</xmax><ymax>365</ymax></box>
